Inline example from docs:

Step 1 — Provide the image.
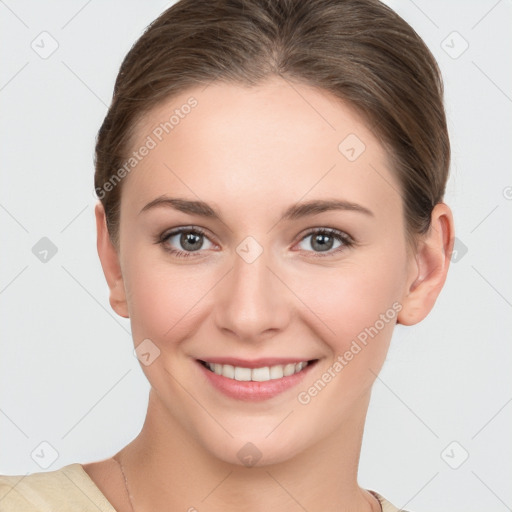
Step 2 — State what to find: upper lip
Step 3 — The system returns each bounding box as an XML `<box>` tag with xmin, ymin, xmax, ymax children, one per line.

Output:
<box><xmin>197</xmin><ymin>357</ymin><xmax>317</xmax><ymax>368</ymax></box>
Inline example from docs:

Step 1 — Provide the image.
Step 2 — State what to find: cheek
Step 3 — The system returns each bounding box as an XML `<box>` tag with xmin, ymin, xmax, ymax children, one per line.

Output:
<box><xmin>291</xmin><ymin>255</ymin><xmax>406</xmax><ymax>414</ymax></box>
<box><xmin>122</xmin><ymin>250</ymin><xmax>215</xmax><ymax>346</ymax></box>
<box><xmin>293</xmin><ymin>249</ymin><xmax>407</xmax><ymax>357</ymax></box>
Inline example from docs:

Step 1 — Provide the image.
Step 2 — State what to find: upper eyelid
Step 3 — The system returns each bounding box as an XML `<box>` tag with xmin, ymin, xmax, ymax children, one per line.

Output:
<box><xmin>301</xmin><ymin>227</ymin><xmax>353</xmax><ymax>241</ymax></box>
<box><xmin>159</xmin><ymin>226</ymin><xmax>216</xmax><ymax>246</ymax></box>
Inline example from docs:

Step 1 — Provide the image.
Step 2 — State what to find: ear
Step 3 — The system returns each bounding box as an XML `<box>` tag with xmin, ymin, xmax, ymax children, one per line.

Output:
<box><xmin>95</xmin><ymin>202</ymin><xmax>129</xmax><ymax>318</ymax></box>
<box><xmin>398</xmin><ymin>203</ymin><xmax>454</xmax><ymax>326</ymax></box>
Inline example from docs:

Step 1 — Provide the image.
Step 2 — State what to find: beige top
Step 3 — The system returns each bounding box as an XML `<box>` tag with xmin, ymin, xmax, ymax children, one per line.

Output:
<box><xmin>0</xmin><ymin>463</ymin><xmax>408</xmax><ymax>511</ymax></box>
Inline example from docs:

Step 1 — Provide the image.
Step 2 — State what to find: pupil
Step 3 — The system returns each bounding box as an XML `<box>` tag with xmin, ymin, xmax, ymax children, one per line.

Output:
<box><xmin>313</xmin><ymin>233</ymin><xmax>332</xmax><ymax>252</ymax></box>
<box><xmin>182</xmin><ymin>232</ymin><xmax>202</xmax><ymax>251</ymax></box>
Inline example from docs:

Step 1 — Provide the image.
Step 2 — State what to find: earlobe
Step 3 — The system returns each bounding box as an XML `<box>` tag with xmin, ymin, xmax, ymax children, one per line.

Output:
<box><xmin>94</xmin><ymin>202</ymin><xmax>129</xmax><ymax>318</ymax></box>
<box><xmin>397</xmin><ymin>203</ymin><xmax>454</xmax><ymax>326</ymax></box>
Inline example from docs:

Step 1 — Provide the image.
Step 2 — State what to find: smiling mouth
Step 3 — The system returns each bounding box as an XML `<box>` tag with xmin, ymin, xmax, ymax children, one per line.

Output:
<box><xmin>198</xmin><ymin>359</ymin><xmax>317</xmax><ymax>382</ymax></box>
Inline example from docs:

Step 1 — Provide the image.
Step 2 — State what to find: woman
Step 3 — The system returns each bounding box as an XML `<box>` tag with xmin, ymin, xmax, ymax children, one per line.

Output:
<box><xmin>0</xmin><ymin>0</ymin><xmax>454</xmax><ymax>510</ymax></box>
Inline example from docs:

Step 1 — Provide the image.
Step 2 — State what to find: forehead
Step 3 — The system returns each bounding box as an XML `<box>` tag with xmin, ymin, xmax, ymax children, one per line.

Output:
<box><xmin>122</xmin><ymin>77</ymin><xmax>402</xmax><ymax>221</ymax></box>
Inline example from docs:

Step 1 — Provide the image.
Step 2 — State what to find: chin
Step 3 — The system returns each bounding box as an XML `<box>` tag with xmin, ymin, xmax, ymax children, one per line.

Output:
<box><xmin>196</xmin><ymin>426</ymin><xmax>310</xmax><ymax>469</ymax></box>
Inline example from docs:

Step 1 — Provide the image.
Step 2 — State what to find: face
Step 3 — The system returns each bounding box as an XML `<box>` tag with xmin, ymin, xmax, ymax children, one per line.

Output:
<box><xmin>104</xmin><ymin>76</ymin><xmax>421</xmax><ymax>466</ymax></box>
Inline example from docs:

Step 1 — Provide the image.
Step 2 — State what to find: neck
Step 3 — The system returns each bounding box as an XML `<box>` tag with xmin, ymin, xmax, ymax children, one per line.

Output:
<box><xmin>115</xmin><ymin>389</ymin><xmax>379</xmax><ymax>512</ymax></box>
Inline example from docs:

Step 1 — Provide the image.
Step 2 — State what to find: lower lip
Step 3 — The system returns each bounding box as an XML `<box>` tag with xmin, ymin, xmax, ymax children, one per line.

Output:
<box><xmin>197</xmin><ymin>360</ymin><xmax>317</xmax><ymax>401</ymax></box>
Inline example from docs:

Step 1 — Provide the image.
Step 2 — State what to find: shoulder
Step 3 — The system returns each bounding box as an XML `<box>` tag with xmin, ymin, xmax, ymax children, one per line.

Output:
<box><xmin>369</xmin><ymin>490</ymin><xmax>413</xmax><ymax>512</ymax></box>
<box><xmin>0</xmin><ymin>463</ymin><xmax>116</xmax><ymax>512</ymax></box>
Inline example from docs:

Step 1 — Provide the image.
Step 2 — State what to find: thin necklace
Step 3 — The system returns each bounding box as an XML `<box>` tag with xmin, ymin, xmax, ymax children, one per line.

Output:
<box><xmin>114</xmin><ymin>455</ymin><xmax>382</xmax><ymax>512</ymax></box>
<box><xmin>114</xmin><ymin>455</ymin><xmax>136</xmax><ymax>512</ymax></box>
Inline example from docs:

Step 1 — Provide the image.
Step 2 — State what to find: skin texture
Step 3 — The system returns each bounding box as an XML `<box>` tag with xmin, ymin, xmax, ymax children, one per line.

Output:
<box><xmin>85</xmin><ymin>76</ymin><xmax>454</xmax><ymax>512</ymax></box>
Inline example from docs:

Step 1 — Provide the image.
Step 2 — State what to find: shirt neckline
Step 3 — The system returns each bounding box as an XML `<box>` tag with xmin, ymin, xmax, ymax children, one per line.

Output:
<box><xmin>74</xmin><ymin>463</ymin><xmax>396</xmax><ymax>512</ymax></box>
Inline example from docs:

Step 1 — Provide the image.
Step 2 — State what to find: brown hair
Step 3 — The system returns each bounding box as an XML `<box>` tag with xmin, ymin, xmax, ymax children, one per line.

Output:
<box><xmin>94</xmin><ymin>0</ymin><xmax>450</xmax><ymax>247</ymax></box>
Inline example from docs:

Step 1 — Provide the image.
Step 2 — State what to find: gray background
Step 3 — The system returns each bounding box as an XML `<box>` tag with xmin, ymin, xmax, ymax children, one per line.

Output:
<box><xmin>0</xmin><ymin>1</ymin><xmax>511</xmax><ymax>511</ymax></box>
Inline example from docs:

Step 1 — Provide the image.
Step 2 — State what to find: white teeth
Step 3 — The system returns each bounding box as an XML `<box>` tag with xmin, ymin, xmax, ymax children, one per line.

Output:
<box><xmin>204</xmin><ymin>361</ymin><xmax>310</xmax><ymax>382</ymax></box>
<box><xmin>269</xmin><ymin>365</ymin><xmax>284</xmax><ymax>379</ymax></box>
<box><xmin>283</xmin><ymin>363</ymin><xmax>296</xmax><ymax>377</ymax></box>
<box><xmin>251</xmin><ymin>367</ymin><xmax>270</xmax><ymax>382</ymax></box>
<box><xmin>234</xmin><ymin>366</ymin><xmax>252</xmax><ymax>381</ymax></box>
<box><xmin>222</xmin><ymin>364</ymin><xmax>235</xmax><ymax>379</ymax></box>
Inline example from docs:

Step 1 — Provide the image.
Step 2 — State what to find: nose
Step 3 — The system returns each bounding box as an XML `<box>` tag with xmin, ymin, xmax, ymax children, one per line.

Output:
<box><xmin>213</xmin><ymin>244</ymin><xmax>291</xmax><ymax>343</ymax></box>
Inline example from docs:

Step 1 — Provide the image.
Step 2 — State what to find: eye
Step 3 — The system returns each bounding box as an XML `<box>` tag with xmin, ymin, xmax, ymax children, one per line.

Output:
<box><xmin>157</xmin><ymin>226</ymin><xmax>353</xmax><ymax>259</ymax></box>
<box><xmin>157</xmin><ymin>226</ymin><xmax>215</xmax><ymax>258</ymax></box>
<box><xmin>296</xmin><ymin>228</ymin><xmax>353</xmax><ymax>257</ymax></box>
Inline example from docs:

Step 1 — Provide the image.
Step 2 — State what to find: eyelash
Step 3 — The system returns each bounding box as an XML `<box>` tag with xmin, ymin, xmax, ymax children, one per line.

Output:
<box><xmin>156</xmin><ymin>226</ymin><xmax>354</xmax><ymax>259</ymax></box>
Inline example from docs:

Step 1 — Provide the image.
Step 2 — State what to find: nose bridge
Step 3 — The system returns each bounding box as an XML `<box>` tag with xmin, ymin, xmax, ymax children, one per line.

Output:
<box><xmin>214</xmin><ymin>238</ymin><xmax>289</xmax><ymax>340</ymax></box>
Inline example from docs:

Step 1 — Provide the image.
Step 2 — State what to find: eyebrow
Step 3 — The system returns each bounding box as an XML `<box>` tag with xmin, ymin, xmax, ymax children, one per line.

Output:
<box><xmin>139</xmin><ymin>196</ymin><xmax>374</xmax><ymax>221</ymax></box>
